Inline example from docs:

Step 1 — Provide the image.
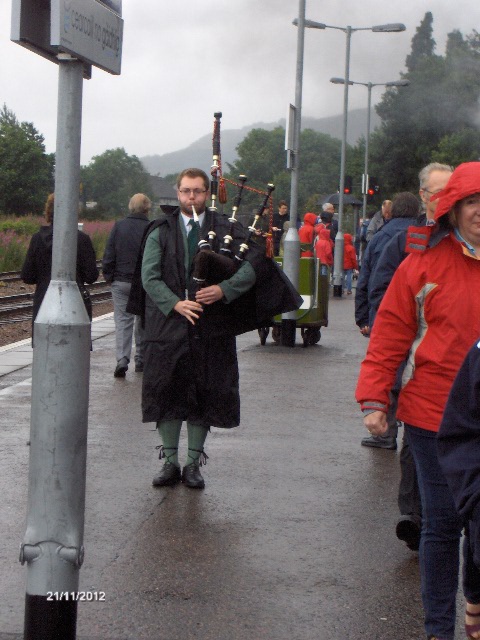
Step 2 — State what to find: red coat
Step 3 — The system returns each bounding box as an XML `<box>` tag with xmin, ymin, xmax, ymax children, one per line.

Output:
<box><xmin>343</xmin><ymin>233</ymin><xmax>358</xmax><ymax>270</ymax></box>
<box><xmin>298</xmin><ymin>213</ymin><xmax>317</xmax><ymax>257</ymax></box>
<box><xmin>356</xmin><ymin>232</ymin><xmax>480</xmax><ymax>432</ymax></box>
<box><xmin>314</xmin><ymin>228</ymin><xmax>333</xmax><ymax>265</ymax></box>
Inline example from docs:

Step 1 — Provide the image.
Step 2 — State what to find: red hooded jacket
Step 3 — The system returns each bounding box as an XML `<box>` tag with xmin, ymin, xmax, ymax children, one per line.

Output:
<box><xmin>314</xmin><ymin>227</ymin><xmax>333</xmax><ymax>265</ymax></box>
<box><xmin>298</xmin><ymin>213</ymin><xmax>317</xmax><ymax>257</ymax></box>
<box><xmin>343</xmin><ymin>233</ymin><xmax>358</xmax><ymax>270</ymax></box>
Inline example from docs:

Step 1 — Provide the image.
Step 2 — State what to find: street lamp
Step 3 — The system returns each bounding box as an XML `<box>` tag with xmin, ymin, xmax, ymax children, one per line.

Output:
<box><xmin>293</xmin><ymin>18</ymin><xmax>406</xmax><ymax>296</ymax></box>
<box><xmin>330</xmin><ymin>77</ymin><xmax>410</xmax><ymax>234</ymax></box>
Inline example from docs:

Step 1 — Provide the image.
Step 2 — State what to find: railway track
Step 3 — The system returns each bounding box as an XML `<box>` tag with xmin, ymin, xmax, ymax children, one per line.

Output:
<box><xmin>0</xmin><ymin>280</ymin><xmax>112</xmax><ymax>324</ymax></box>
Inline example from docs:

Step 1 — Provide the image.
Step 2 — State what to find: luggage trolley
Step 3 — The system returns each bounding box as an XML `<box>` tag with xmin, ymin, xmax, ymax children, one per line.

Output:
<box><xmin>258</xmin><ymin>256</ymin><xmax>329</xmax><ymax>347</ymax></box>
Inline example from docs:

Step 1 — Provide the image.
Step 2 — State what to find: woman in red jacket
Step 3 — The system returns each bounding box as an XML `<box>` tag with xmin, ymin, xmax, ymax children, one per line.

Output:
<box><xmin>343</xmin><ymin>232</ymin><xmax>358</xmax><ymax>294</ymax></box>
<box><xmin>356</xmin><ymin>162</ymin><xmax>480</xmax><ymax>640</ymax></box>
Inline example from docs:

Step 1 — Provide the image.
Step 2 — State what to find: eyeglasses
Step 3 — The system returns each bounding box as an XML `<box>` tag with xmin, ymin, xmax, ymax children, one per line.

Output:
<box><xmin>423</xmin><ymin>188</ymin><xmax>443</xmax><ymax>196</ymax></box>
<box><xmin>178</xmin><ymin>188</ymin><xmax>207</xmax><ymax>196</ymax></box>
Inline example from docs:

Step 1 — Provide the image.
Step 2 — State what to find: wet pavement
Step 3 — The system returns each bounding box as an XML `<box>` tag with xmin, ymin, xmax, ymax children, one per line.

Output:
<box><xmin>0</xmin><ymin>299</ymin><xmax>466</xmax><ymax>639</ymax></box>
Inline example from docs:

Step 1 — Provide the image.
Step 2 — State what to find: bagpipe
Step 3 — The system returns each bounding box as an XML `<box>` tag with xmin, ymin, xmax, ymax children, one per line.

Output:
<box><xmin>191</xmin><ymin>112</ymin><xmax>275</xmax><ymax>292</ymax></box>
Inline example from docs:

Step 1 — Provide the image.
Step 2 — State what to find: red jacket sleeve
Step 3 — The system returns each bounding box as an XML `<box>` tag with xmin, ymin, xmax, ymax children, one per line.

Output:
<box><xmin>355</xmin><ymin>258</ymin><xmax>419</xmax><ymax>411</ymax></box>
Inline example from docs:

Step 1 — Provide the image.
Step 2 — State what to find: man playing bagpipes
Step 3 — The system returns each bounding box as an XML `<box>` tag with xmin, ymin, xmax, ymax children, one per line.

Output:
<box><xmin>128</xmin><ymin>167</ymin><xmax>301</xmax><ymax>489</ymax></box>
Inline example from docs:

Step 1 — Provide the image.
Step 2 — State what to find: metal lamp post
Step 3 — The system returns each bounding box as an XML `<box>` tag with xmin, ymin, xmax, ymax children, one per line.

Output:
<box><xmin>293</xmin><ymin>19</ymin><xmax>406</xmax><ymax>296</ymax></box>
<box><xmin>330</xmin><ymin>77</ymin><xmax>409</xmax><ymax>225</ymax></box>
<box><xmin>281</xmin><ymin>0</ymin><xmax>305</xmax><ymax>347</ymax></box>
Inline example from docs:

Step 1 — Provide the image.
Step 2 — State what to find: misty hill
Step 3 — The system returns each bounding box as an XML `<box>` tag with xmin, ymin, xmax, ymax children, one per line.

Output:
<box><xmin>141</xmin><ymin>108</ymin><xmax>381</xmax><ymax>177</ymax></box>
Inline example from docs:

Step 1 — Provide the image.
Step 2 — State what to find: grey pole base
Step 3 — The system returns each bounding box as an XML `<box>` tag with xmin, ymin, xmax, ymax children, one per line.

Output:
<box><xmin>333</xmin><ymin>285</ymin><xmax>343</xmax><ymax>298</ymax></box>
<box><xmin>24</xmin><ymin>594</ymin><xmax>77</xmax><ymax>640</ymax></box>
<box><xmin>281</xmin><ymin>319</ymin><xmax>297</xmax><ymax>347</ymax></box>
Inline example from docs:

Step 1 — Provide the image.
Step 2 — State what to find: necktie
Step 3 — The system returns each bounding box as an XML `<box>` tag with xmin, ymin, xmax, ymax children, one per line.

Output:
<box><xmin>187</xmin><ymin>219</ymin><xmax>199</xmax><ymax>266</ymax></box>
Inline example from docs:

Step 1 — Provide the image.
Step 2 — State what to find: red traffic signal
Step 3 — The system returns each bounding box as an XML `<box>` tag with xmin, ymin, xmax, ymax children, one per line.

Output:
<box><xmin>368</xmin><ymin>176</ymin><xmax>379</xmax><ymax>194</ymax></box>
<box><xmin>343</xmin><ymin>175</ymin><xmax>353</xmax><ymax>195</ymax></box>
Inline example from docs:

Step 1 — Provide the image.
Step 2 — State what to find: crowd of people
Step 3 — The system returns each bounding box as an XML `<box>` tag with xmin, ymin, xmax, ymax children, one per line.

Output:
<box><xmin>21</xmin><ymin>162</ymin><xmax>480</xmax><ymax>640</ymax></box>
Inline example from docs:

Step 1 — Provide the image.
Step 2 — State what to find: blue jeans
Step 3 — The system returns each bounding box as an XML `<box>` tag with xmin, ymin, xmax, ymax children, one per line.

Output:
<box><xmin>343</xmin><ymin>268</ymin><xmax>353</xmax><ymax>292</ymax></box>
<box><xmin>405</xmin><ymin>424</ymin><xmax>463</xmax><ymax>639</ymax></box>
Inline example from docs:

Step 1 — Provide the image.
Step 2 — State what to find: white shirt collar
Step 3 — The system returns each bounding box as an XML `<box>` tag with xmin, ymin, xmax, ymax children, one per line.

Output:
<box><xmin>180</xmin><ymin>211</ymin><xmax>205</xmax><ymax>232</ymax></box>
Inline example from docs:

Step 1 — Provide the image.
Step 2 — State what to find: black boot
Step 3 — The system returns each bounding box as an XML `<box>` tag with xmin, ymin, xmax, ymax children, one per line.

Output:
<box><xmin>152</xmin><ymin>446</ymin><xmax>180</xmax><ymax>487</ymax></box>
<box><xmin>182</xmin><ymin>449</ymin><xmax>209</xmax><ymax>489</ymax></box>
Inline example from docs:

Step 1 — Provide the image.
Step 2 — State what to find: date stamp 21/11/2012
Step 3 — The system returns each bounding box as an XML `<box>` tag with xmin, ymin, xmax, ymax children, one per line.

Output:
<box><xmin>46</xmin><ymin>591</ymin><xmax>106</xmax><ymax>602</ymax></box>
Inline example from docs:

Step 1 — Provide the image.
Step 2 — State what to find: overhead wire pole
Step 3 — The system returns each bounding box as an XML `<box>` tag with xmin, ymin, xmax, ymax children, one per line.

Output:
<box><xmin>330</xmin><ymin>77</ymin><xmax>409</xmax><ymax>230</ymax></box>
<box><xmin>363</xmin><ymin>82</ymin><xmax>373</xmax><ymax>222</ymax></box>
<box><xmin>332</xmin><ymin>26</ymin><xmax>352</xmax><ymax>298</ymax></box>
<box><xmin>281</xmin><ymin>0</ymin><xmax>304</xmax><ymax>347</ymax></box>
<box><xmin>295</xmin><ymin>19</ymin><xmax>406</xmax><ymax>297</ymax></box>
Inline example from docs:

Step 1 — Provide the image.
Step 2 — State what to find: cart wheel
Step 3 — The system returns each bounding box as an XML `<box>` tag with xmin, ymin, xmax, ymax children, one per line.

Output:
<box><xmin>310</xmin><ymin>328</ymin><xmax>321</xmax><ymax>344</ymax></box>
<box><xmin>258</xmin><ymin>327</ymin><xmax>269</xmax><ymax>345</ymax></box>
<box><xmin>271</xmin><ymin>326</ymin><xmax>281</xmax><ymax>343</ymax></box>
<box><xmin>301</xmin><ymin>328</ymin><xmax>309</xmax><ymax>348</ymax></box>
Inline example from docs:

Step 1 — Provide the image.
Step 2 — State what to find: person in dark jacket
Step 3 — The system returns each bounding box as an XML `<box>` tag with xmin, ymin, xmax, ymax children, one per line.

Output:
<box><xmin>21</xmin><ymin>193</ymin><xmax>98</xmax><ymax>342</ymax></box>
<box><xmin>355</xmin><ymin>192</ymin><xmax>420</xmax><ymax>337</ymax></box>
<box><xmin>437</xmin><ymin>338</ymin><xmax>480</xmax><ymax>640</ymax></box>
<box><xmin>272</xmin><ymin>200</ymin><xmax>289</xmax><ymax>256</ymax></box>
<box><xmin>102</xmin><ymin>193</ymin><xmax>151</xmax><ymax>377</ymax></box>
<box><xmin>365</xmin><ymin>199</ymin><xmax>392</xmax><ymax>243</ymax></box>
<box><xmin>369</xmin><ymin>163</ymin><xmax>453</xmax><ymax>323</ymax></box>
<box><xmin>139</xmin><ymin>168</ymin><xmax>301</xmax><ymax>490</ymax></box>
<box><xmin>355</xmin><ymin>193</ymin><xmax>421</xmax><ymax>552</ymax></box>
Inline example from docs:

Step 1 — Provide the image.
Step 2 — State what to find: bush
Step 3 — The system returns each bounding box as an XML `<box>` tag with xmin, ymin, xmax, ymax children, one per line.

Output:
<box><xmin>0</xmin><ymin>230</ymin><xmax>30</xmax><ymax>271</ymax></box>
<box><xmin>81</xmin><ymin>220</ymin><xmax>114</xmax><ymax>259</ymax></box>
<box><xmin>0</xmin><ymin>216</ymin><xmax>114</xmax><ymax>273</ymax></box>
<box><xmin>0</xmin><ymin>215</ymin><xmax>42</xmax><ymax>236</ymax></box>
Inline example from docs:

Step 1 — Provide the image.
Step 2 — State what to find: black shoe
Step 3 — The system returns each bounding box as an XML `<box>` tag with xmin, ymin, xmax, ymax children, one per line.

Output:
<box><xmin>182</xmin><ymin>463</ymin><xmax>205</xmax><ymax>489</ymax></box>
<box><xmin>152</xmin><ymin>462</ymin><xmax>181</xmax><ymax>487</ymax></box>
<box><xmin>135</xmin><ymin>363</ymin><xmax>144</xmax><ymax>373</ymax></box>
<box><xmin>361</xmin><ymin>435</ymin><xmax>397</xmax><ymax>450</ymax></box>
<box><xmin>396</xmin><ymin>515</ymin><xmax>421</xmax><ymax>551</ymax></box>
<box><xmin>114</xmin><ymin>359</ymin><xmax>128</xmax><ymax>378</ymax></box>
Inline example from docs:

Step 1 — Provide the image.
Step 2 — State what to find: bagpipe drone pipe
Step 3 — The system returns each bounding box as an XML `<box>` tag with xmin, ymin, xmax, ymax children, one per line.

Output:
<box><xmin>188</xmin><ymin>113</ymin><xmax>302</xmax><ymax>336</ymax></box>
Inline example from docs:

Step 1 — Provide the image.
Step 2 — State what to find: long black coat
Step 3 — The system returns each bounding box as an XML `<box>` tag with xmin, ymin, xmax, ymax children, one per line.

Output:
<box><xmin>21</xmin><ymin>225</ymin><xmax>99</xmax><ymax>321</ymax></box>
<box><xmin>138</xmin><ymin>208</ymin><xmax>302</xmax><ymax>428</ymax></box>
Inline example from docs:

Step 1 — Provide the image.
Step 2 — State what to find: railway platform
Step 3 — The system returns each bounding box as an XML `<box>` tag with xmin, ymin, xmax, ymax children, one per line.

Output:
<box><xmin>0</xmin><ymin>314</ymin><xmax>115</xmax><ymax>378</ymax></box>
<box><xmin>0</xmin><ymin>299</ymin><xmax>467</xmax><ymax>639</ymax></box>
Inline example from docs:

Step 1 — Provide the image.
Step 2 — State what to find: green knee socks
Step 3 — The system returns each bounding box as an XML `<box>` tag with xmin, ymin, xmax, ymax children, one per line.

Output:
<box><xmin>157</xmin><ymin>421</ymin><xmax>208</xmax><ymax>467</ymax></box>
<box><xmin>186</xmin><ymin>422</ymin><xmax>208</xmax><ymax>466</ymax></box>
<box><xmin>157</xmin><ymin>420</ymin><xmax>181</xmax><ymax>467</ymax></box>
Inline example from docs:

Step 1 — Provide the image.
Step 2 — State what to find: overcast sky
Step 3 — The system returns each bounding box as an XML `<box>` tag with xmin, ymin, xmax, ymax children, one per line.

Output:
<box><xmin>1</xmin><ymin>1</ymin><xmax>477</xmax><ymax>167</ymax></box>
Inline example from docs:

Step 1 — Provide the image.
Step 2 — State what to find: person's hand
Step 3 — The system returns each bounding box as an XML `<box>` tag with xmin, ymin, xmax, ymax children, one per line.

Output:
<box><xmin>254</xmin><ymin>229</ymin><xmax>262</xmax><ymax>235</ymax></box>
<box><xmin>195</xmin><ymin>285</ymin><xmax>223</xmax><ymax>305</ymax></box>
<box><xmin>363</xmin><ymin>410</ymin><xmax>387</xmax><ymax>436</ymax></box>
<box><xmin>174</xmin><ymin>299</ymin><xmax>203</xmax><ymax>325</ymax></box>
<box><xmin>359</xmin><ymin>325</ymin><xmax>370</xmax><ymax>336</ymax></box>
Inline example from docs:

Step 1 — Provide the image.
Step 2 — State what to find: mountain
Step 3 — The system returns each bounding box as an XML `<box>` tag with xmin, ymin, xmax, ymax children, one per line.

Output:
<box><xmin>140</xmin><ymin>108</ymin><xmax>381</xmax><ymax>177</ymax></box>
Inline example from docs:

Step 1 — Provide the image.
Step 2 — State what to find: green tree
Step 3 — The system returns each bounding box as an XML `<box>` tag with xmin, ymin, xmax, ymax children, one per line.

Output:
<box><xmin>367</xmin><ymin>13</ymin><xmax>480</xmax><ymax>194</ymax></box>
<box><xmin>81</xmin><ymin>148</ymin><xmax>153</xmax><ymax>218</ymax></box>
<box><xmin>431</xmin><ymin>129</ymin><xmax>480</xmax><ymax>166</ymax></box>
<box><xmin>405</xmin><ymin>11</ymin><xmax>435</xmax><ymax>72</ymax></box>
<box><xmin>0</xmin><ymin>104</ymin><xmax>54</xmax><ymax>215</ymax></box>
<box><xmin>225</xmin><ymin>127</ymin><xmax>350</xmax><ymax>216</ymax></box>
